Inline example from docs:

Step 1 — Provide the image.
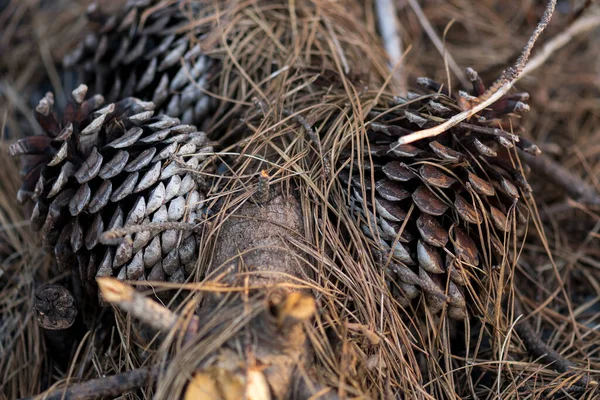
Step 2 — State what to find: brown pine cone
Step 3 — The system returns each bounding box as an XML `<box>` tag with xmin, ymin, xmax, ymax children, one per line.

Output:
<box><xmin>63</xmin><ymin>0</ymin><xmax>217</xmax><ymax>128</ymax></box>
<box><xmin>9</xmin><ymin>84</ymin><xmax>213</xmax><ymax>300</ymax></box>
<box><xmin>340</xmin><ymin>72</ymin><xmax>539</xmax><ymax>320</ymax></box>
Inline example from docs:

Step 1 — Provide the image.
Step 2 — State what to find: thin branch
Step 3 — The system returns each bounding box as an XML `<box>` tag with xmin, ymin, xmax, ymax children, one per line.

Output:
<box><xmin>522</xmin><ymin>9</ymin><xmax>600</xmax><ymax>77</ymax></box>
<box><xmin>253</xmin><ymin>97</ymin><xmax>331</xmax><ymax>178</ymax></box>
<box><xmin>20</xmin><ymin>367</ymin><xmax>159</xmax><ymax>400</ymax></box>
<box><xmin>519</xmin><ymin>150</ymin><xmax>600</xmax><ymax>205</ymax></box>
<box><xmin>100</xmin><ymin>222</ymin><xmax>200</xmax><ymax>245</ymax></box>
<box><xmin>480</xmin><ymin>0</ymin><xmax>558</xmax><ymax>100</ymax></box>
<box><xmin>513</xmin><ymin>297</ymin><xmax>593</xmax><ymax>387</ymax></box>
<box><xmin>406</xmin><ymin>0</ymin><xmax>468</xmax><ymax>87</ymax></box>
<box><xmin>97</xmin><ymin>278</ymin><xmax>199</xmax><ymax>342</ymax></box>
<box><xmin>281</xmin><ymin>108</ymin><xmax>331</xmax><ymax>177</ymax></box>
<box><xmin>397</xmin><ymin>0</ymin><xmax>565</xmax><ymax>146</ymax></box>
<box><xmin>375</xmin><ymin>0</ymin><xmax>407</xmax><ymax>94</ymax></box>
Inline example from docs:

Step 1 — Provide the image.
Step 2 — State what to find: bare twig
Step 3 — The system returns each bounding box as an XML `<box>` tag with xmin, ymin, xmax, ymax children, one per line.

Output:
<box><xmin>97</xmin><ymin>278</ymin><xmax>199</xmax><ymax>342</ymax></box>
<box><xmin>375</xmin><ymin>0</ymin><xmax>406</xmax><ymax>94</ymax></box>
<box><xmin>513</xmin><ymin>297</ymin><xmax>593</xmax><ymax>387</ymax></box>
<box><xmin>406</xmin><ymin>0</ymin><xmax>468</xmax><ymax>87</ymax></box>
<box><xmin>481</xmin><ymin>0</ymin><xmax>558</xmax><ymax>100</ymax></box>
<box><xmin>255</xmin><ymin>169</ymin><xmax>271</xmax><ymax>204</ymax></box>
<box><xmin>100</xmin><ymin>222</ymin><xmax>200</xmax><ymax>245</ymax></box>
<box><xmin>397</xmin><ymin>0</ymin><xmax>560</xmax><ymax>145</ymax></box>
<box><xmin>522</xmin><ymin>9</ymin><xmax>600</xmax><ymax>77</ymax></box>
<box><xmin>519</xmin><ymin>150</ymin><xmax>600</xmax><ymax>205</ymax></box>
<box><xmin>281</xmin><ymin>108</ymin><xmax>331</xmax><ymax>177</ymax></box>
<box><xmin>20</xmin><ymin>367</ymin><xmax>159</xmax><ymax>400</ymax></box>
<box><xmin>252</xmin><ymin>97</ymin><xmax>331</xmax><ymax>177</ymax></box>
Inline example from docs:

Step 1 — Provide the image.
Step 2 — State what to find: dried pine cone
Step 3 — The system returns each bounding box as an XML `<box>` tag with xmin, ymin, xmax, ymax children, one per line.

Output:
<box><xmin>9</xmin><ymin>84</ymin><xmax>213</xmax><ymax>299</ymax></box>
<box><xmin>63</xmin><ymin>0</ymin><xmax>217</xmax><ymax>127</ymax></box>
<box><xmin>340</xmin><ymin>72</ymin><xmax>539</xmax><ymax>320</ymax></box>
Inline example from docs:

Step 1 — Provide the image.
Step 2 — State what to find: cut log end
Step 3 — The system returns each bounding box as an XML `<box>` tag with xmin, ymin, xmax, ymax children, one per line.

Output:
<box><xmin>34</xmin><ymin>284</ymin><xmax>78</xmax><ymax>331</ymax></box>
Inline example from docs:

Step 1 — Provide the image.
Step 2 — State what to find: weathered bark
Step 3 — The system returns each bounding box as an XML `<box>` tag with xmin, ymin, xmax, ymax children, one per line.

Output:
<box><xmin>188</xmin><ymin>189</ymin><xmax>328</xmax><ymax>399</ymax></box>
<box><xmin>210</xmin><ymin>191</ymin><xmax>310</xmax><ymax>286</ymax></box>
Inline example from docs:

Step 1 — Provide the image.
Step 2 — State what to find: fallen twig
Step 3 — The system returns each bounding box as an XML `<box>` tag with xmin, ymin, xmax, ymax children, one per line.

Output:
<box><xmin>33</xmin><ymin>284</ymin><xmax>79</xmax><ymax>358</ymax></box>
<box><xmin>519</xmin><ymin>150</ymin><xmax>600</xmax><ymax>206</ymax></box>
<box><xmin>253</xmin><ymin>97</ymin><xmax>331</xmax><ymax>178</ymax></box>
<box><xmin>397</xmin><ymin>0</ymin><xmax>563</xmax><ymax>145</ymax></box>
<box><xmin>513</xmin><ymin>297</ymin><xmax>594</xmax><ymax>387</ymax></box>
<box><xmin>281</xmin><ymin>108</ymin><xmax>331</xmax><ymax>177</ymax></box>
<box><xmin>20</xmin><ymin>366</ymin><xmax>159</xmax><ymax>400</ymax></box>
<box><xmin>522</xmin><ymin>8</ymin><xmax>600</xmax><ymax>77</ymax></box>
<box><xmin>97</xmin><ymin>278</ymin><xmax>199</xmax><ymax>343</ymax></box>
<box><xmin>375</xmin><ymin>0</ymin><xmax>406</xmax><ymax>94</ymax></box>
<box><xmin>406</xmin><ymin>0</ymin><xmax>468</xmax><ymax>87</ymax></box>
<box><xmin>100</xmin><ymin>222</ymin><xmax>201</xmax><ymax>245</ymax></box>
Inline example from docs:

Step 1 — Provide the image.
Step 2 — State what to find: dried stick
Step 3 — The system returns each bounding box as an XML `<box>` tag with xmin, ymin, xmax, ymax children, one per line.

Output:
<box><xmin>23</xmin><ymin>280</ymin><xmax>198</xmax><ymax>400</ymax></box>
<box><xmin>522</xmin><ymin>9</ymin><xmax>600</xmax><ymax>77</ymax></box>
<box><xmin>375</xmin><ymin>0</ymin><xmax>407</xmax><ymax>94</ymax></box>
<box><xmin>20</xmin><ymin>366</ymin><xmax>159</xmax><ymax>400</ymax></box>
<box><xmin>519</xmin><ymin>150</ymin><xmax>600</xmax><ymax>205</ymax></box>
<box><xmin>397</xmin><ymin>0</ymin><xmax>560</xmax><ymax>146</ymax></box>
<box><xmin>406</xmin><ymin>0</ymin><xmax>468</xmax><ymax>87</ymax></box>
<box><xmin>513</xmin><ymin>297</ymin><xmax>593</xmax><ymax>387</ymax></box>
<box><xmin>100</xmin><ymin>222</ymin><xmax>200</xmax><ymax>245</ymax></box>
<box><xmin>97</xmin><ymin>278</ymin><xmax>199</xmax><ymax>342</ymax></box>
<box><xmin>281</xmin><ymin>108</ymin><xmax>331</xmax><ymax>177</ymax></box>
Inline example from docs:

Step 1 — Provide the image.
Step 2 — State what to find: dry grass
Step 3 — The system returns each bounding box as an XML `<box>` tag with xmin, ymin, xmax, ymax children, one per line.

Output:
<box><xmin>1</xmin><ymin>0</ymin><xmax>600</xmax><ymax>399</ymax></box>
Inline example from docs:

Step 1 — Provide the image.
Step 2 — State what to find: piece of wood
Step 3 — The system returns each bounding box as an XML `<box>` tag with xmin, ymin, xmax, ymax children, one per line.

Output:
<box><xmin>34</xmin><ymin>284</ymin><xmax>79</xmax><ymax>357</ymax></box>
<box><xmin>20</xmin><ymin>367</ymin><xmax>158</xmax><ymax>400</ymax></box>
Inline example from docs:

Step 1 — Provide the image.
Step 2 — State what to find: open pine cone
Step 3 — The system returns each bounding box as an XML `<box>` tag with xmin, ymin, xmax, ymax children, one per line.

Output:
<box><xmin>63</xmin><ymin>0</ymin><xmax>217</xmax><ymax>127</ymax></box>
<box><xmin>340</xmin><ymin>72</ymin><xmax>539</xmax><ymax>319</ymax></box>
<box><xmin>9</xmin><ymin>84</ymin><xmax>213</xmax><ymax>300</ymax></box>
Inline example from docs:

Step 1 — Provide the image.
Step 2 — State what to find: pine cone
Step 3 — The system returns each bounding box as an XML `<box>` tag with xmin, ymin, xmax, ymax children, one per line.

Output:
<box><xmin>63</xmin><ymin>0</ymin><xmax>217</xmax><ymax>127</ymax></box>
<box><xmin>9</xmin><ymin>84</ymin><xmax>213</xmax><ymax>299</ymax></box>
<box><xmin>340</xmin><ymin>73</ymin><xmax>539</xmax><ymax>320</ymax></box>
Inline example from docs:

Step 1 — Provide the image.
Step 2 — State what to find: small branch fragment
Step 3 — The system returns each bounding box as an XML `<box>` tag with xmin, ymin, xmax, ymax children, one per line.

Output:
<box><xmin>184</xmin><ymin>368</ymin><xmax>246</xmax><ymax>400</ymax></box>
<box><xmin>21</xmin><ymin>367</ymin><xmax>159</xmax><ymax>400</ymax></box>
<box><xmin>397</xmin><ymin>0</ymin><xmax>558</xmax><ymax>145</ymax></box>
<box><xmin>100</xmin><ymin>221</ymin><xmax>200</xmax><ymax>245</ymax></box>
<box><xmin>519</xmin><ymin>150</ymin><xmax>600</xmax><ymax>205</ymax></box>
<box><xmin>375</xmin><ymin>0</ymin><xmax>406</xmax><ymax>94</ymax></box>
<box><xmin>523</xmin><ymin>8</ymin><xmax>600</xmax><ymax>77</ymax></box>
<box><xmin>34</xmin><ymin>284</ymin><xmax>77</xmax><ymax>331</ymax></box>
<box><xmin>97</xmin><ymin>278</ymin><xmax>199</xmax><ymax>341</ymax></box>
<box><xmin>252</xmin><ymin>97</ymin><xmax>330</xmax><ymax>177</ymax></box>
<box><xmin>281</xmin><ymin>108</ymin><xmax>331</xmax><ymax>177</ymax></box>
<box><xmin>406</xmin><ymin>0</ymin><xmax>468</xmax><ymax>87</ymax></box>
<box><xmin>255</xmin><ymin>170</ymin><xmax>271</xmax><ymax>204</ymax></box>
<box><xmin>480</xmin><ymin>0</ymin><xmax>557</xmax><ymax>100</ymax></box>
<box><xmin>275</xmin><ymin>291</ymin><xmax>317</xmax><ymax>327</ymax></box>
<box><xmin>513</xmin><ymin>298</ymin><xmax>592</xmax><ymax>387</ymax></box>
